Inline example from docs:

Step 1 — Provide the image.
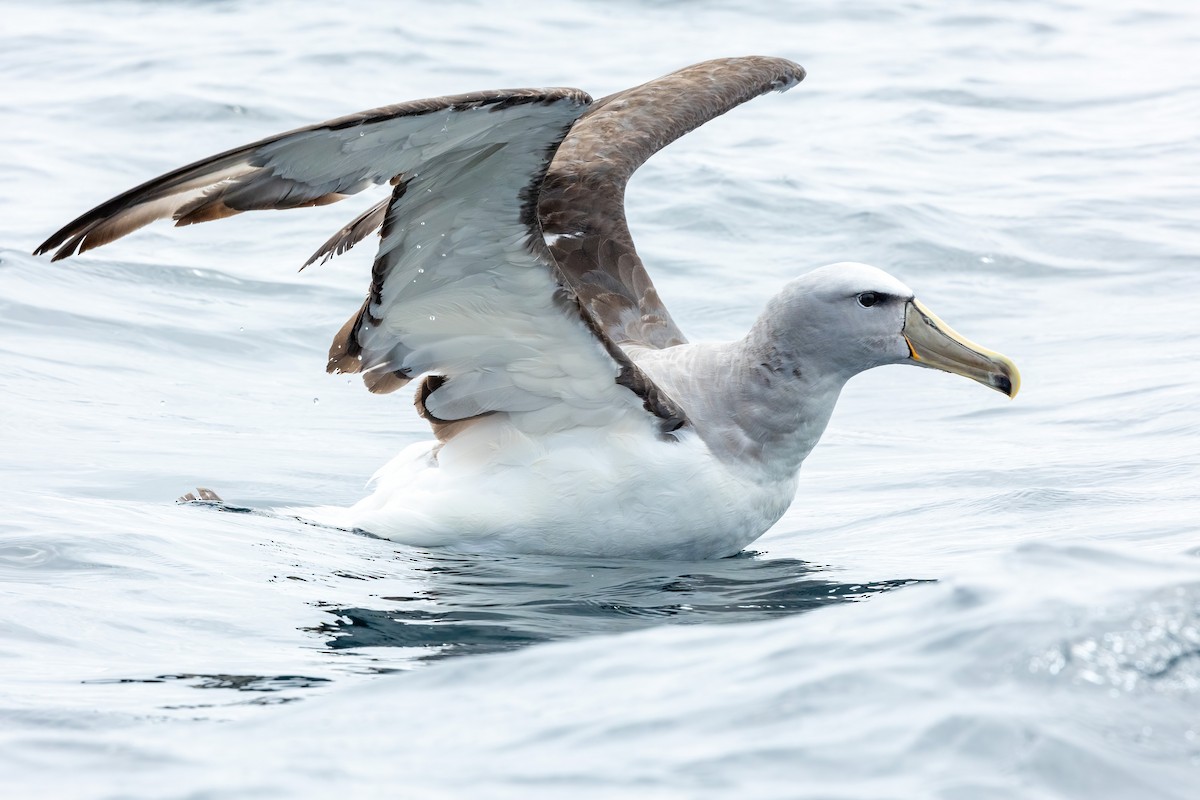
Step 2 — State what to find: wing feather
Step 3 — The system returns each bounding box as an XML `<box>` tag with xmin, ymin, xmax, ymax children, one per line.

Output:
<box><xmin>301</xmin><ymin>196</ymin><xmax>390</xmax><ymax>269</ymax></box>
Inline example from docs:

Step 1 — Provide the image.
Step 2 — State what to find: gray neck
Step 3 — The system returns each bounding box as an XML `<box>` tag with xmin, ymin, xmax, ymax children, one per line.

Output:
<box><xmin>633</xmin><ymin>325</ymin><xmax>851</xmax><ymax>480</ymax></box>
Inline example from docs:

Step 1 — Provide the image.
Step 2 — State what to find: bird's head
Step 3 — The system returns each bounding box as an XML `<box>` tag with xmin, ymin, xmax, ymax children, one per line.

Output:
<box><xmin>761</xmin><ymin>262</ymin><xmax>1019</xmax><ymax>397</ymax></box>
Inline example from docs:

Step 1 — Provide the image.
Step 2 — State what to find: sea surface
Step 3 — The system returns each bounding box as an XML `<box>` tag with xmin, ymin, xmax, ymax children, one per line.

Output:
<box><xmin>2</xmin><ymin>0</ymin><xmax>1199</xmax><ymax>797</ymax></box>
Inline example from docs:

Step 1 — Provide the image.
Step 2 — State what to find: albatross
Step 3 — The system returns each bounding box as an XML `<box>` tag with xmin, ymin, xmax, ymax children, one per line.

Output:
<box><xmin>34</xmin><ymin>56</ymin><xmax>1019</xmax><ymax>560</ymax></box>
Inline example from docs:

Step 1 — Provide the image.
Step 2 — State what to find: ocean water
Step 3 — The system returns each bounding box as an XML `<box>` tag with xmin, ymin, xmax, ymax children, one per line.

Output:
<box><xmin>2</xmin><ymin>0</ymin><xmax>1199</xmax><ymax>797</ymax></box>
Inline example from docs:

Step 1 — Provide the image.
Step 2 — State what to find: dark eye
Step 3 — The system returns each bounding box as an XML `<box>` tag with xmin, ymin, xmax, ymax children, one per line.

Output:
<box><xmin>857</xmin><ymin>292</ymin><xmax>881</xmax><ymax>308</ymax></box>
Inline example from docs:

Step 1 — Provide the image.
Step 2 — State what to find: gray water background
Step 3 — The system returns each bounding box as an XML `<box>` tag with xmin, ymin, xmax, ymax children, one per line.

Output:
<box><xmin>2</xmin><ymin>0</ymin><xmax>1199</xmax><ymax>797</ymax></box>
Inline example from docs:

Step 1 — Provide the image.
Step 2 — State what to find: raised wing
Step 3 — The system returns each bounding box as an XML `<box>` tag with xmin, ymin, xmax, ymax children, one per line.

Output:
<box><xmin>296</xmin><ymin>57</ymin><xmax>808</xmax><ymax>350</ymax></box>
<box><xmin>539</xmin><ymin>56</ymin><xmax>806</xmax><ymax>349</ymax></box>
<box><xmin>35</xmin><ymin>89</ymin><xmax>686</xmax><ymax>437</ymax></box>
<box><xmin>35</xmin><ymin>90</ymin><xmax>582</xmax><ymax>261</ymax></box>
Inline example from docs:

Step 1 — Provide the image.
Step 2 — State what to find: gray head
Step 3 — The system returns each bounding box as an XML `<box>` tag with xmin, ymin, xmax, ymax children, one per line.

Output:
<box><xmin>753</xmin><ymin>262</ymin><xmax>1019</xmax><ymax>396</ymax></box>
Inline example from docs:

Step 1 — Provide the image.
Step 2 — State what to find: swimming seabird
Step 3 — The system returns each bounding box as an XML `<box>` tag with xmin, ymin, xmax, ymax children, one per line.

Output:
<box><xmin>34</xmin><ymin>56</ymin><xmax>1019</xmax><ymax>559</ymax></box>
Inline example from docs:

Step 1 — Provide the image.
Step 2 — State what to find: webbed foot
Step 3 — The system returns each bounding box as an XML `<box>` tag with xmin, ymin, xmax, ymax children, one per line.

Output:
<box><xmin>177</xmin><ymin>487</ymin><xmax>224</xmax><ymax>504</ymax></box>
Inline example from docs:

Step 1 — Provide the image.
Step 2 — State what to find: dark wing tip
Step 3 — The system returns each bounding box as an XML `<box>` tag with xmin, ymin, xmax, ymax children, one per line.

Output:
<box><xmin>37</xmin><ymin>215</ymin><xmax>140</xmax><ymax>261</ymax></box>
<box><xmin>765</xmin><ymin>56</ymin><xmax>806</xmax><ymax>87</ymax></box>
<box><xmin>33</xmin><ymin>226</ymin><xmax>76</xmax><ymax>260</ymax></box>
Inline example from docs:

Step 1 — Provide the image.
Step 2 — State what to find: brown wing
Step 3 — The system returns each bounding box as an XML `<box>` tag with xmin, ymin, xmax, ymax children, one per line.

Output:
<box><xmin>539</xmin><ymin>56</ymin><xmax>806</xmax><ymax>349</ymax></box>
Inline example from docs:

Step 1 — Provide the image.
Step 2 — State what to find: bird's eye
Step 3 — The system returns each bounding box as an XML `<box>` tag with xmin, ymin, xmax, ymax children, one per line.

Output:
<box><xmin>857</xmin><ymin>292</ymin><xmax>880</xmax><ymax>308</ymax></box>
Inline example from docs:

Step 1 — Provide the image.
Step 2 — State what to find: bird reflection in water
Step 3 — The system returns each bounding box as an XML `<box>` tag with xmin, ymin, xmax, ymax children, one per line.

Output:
<box><xmin>307</xmin><ymin>548</ymin><xmax>926</xmax><ymax>663</ymax></box>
